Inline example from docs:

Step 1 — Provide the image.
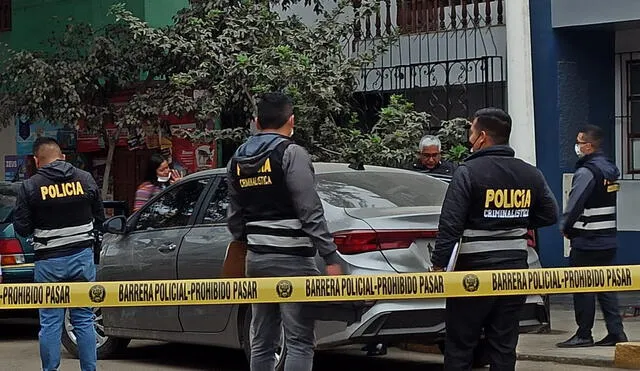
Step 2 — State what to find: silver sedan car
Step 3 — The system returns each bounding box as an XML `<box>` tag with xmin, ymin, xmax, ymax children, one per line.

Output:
<box><xmin>62</xmin><ymin>163</ymin><xmax>548</xmax><ymax>368</ymax></box>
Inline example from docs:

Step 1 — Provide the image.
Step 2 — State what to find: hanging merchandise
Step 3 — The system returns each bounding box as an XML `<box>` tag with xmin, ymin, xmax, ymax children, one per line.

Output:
<box><xmin>144</xmin><ymin>123</ymin><xmax>160</xmax><ymax>149</ymax></box>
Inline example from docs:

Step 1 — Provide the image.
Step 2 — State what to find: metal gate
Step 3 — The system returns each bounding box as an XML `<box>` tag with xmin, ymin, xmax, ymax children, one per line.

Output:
<box><xmin>349</xmin><ymin>0</ymin><xmax>507</xmax><ymax>130</ymax></box>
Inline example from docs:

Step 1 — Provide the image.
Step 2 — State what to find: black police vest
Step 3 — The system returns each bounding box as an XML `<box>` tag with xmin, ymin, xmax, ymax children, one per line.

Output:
<box><xmin>573</xmin><ymin>162</ymin><xmax>618</xmax><ymax>237</ymax></box>
<box><xmin>459</xmin><ymin>155</ymin><xmax>542</xmax><ymax>256</ymax></box>
<box><xmin>29</xmin><ymin>172</ymin><xmax>96</xmax><ymax>252</ymax></box>
<box><xmin>229</xmin><ymin>140</ymin><xmax>315</xmax><ymax>257</ymax></box>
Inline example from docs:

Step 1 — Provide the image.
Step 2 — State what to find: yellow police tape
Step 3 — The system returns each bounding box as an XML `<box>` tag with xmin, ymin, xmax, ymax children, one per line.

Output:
<box><xmin>0</xmin><ymin>265</ymin><xmax>637</xmax><ymax>309</ymax></box>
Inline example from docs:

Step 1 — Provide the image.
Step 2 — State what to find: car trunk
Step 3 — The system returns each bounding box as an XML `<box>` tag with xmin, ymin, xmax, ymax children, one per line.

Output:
<box><xmin>342</xmin><ymin>206</ymin><xmax>442</xmax><ymax>273</ymax></box>
<box><xmin>306</xmin><ymin>206</ymin><xmax>442</xmax><ymax>325</ymax></box>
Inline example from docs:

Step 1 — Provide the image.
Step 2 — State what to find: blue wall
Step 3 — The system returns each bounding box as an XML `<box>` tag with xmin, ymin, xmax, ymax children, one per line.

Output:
<box><xmin>530</xmin><ymin>0</ymin><xmax>640</xmax><ymax>266</ymax></box>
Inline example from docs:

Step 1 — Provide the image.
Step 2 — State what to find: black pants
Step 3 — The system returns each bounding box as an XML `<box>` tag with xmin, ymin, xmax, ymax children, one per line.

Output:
<box><xmin>445</xmin><ymin>294</ymin><xmax>526</xmax><ymax>371</ymax></box>
<box><xmin>569</xmin><ymin>248</ymin><xmax>624</xmax><ymax>338</ymax></box>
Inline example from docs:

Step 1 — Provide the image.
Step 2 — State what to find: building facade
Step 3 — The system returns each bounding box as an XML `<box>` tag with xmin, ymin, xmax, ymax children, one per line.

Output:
<box><xmin>531</xmin><ymin>0</ymin><xmax>640</xmax><ymax>266</ymax></box>
<box><xmin>0</xmin><ymin>0</ymin><xmax>190</xmax><ymax>207</ymax></box>
<box><xmin>281</xmin><ymin>0</ymin><xmax>508</xmax><ymax>129</ymax></box>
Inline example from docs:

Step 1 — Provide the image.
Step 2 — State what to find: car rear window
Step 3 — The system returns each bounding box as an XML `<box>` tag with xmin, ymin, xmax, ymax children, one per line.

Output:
<box><xmin>0</xmin><ymin>183</ymin><xmax>18</xmax><ymax>223</ymax></box>
<box><xmin>316</xmin><ymin>171</ymin><xmax>447</xmax><ymax>208</ymax></box>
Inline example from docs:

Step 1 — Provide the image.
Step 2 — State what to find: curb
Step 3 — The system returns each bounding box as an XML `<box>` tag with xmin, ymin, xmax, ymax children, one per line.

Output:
<box><xmin>516</xmin><ymin>353</ymin><xmax>613</xmax><ymax>368</ymax></box>
<box><xmin>400</xmin><ymin>343</ymin><xmax>615</xmax><ymax>368</ymax></box>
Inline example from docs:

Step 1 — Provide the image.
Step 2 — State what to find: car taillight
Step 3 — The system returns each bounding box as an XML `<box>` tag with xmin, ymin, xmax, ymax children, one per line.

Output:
<box><xmin>333</xmin><ymin>230</ymin><xmax>437</xmax><ymax>255</ymax></box>
<box><xmin>0</xmin><ymin>238</ymin><xmax>26</xmax><ymax>266</ymax></box>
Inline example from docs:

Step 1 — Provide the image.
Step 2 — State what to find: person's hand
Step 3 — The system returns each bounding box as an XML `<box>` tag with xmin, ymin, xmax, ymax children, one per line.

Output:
<box><xmin>431</xmin><ymin>266</ymin><xmax>444</xmax><ymax>272</ymax></box>
<box><xmin>326</xmin><ymin>264</ymin><xmax>343</xmax><ymax>276</ymax></box>
<box><xmin>169</xmin><ymin>169</ymin><xmax>183</xmax><ymax>184</ymax></box>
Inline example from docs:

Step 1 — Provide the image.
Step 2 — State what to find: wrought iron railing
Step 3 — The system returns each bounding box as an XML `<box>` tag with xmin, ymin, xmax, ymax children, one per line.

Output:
<box><xmin>352</xmin><ymin>0</ymin><xmax>504</xmax><ymax>43</ymax></box>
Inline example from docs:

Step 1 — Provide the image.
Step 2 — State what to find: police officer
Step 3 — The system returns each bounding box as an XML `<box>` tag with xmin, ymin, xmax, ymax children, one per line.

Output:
<box><xmin>14</xmin><ymin>137</ymin><xmax>104</xmax><ymax>371</ymax></box>
<box><xmin>431</xmin><ymin>108</ymin><xmax>559</xmax><ymax>370</ymax></box>
<box><xmin>227</xmin><ymin>92</ymin><xmax>342</xmax><ymax>371</ymax></box>
<box><xmin>557</xmin><ymin>125</ymin><xmax>628</xmax><ymax>348</ymax></box>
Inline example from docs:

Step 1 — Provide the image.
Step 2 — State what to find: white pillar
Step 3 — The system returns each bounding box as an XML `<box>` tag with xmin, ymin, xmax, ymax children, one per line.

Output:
<box><xmin>505</xmin><ymin>0</ymin><xmax>537</xmax><ymax>166</ymax></box>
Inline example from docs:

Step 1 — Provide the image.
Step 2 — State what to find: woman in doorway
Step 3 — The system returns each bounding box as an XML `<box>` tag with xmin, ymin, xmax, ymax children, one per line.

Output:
<box><xmin>133</xmin><ymin>153</ymin><xmax>182</xmax><ymax>212</ymax></box>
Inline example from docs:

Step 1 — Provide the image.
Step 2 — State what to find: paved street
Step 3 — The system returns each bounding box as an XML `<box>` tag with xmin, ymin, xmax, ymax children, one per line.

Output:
<box><xmin>0</xmin><ymin>318</ymin><xmax>619</xmax><ymax>371</ymax></box>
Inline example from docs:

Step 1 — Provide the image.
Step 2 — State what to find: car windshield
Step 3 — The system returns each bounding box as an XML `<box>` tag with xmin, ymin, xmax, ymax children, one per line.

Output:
<box><xmin>0</xmin><ymin>183</ymin><xmax>18</xmax><ymax>223</ymax></box>
<box><xmin>316</xmin><ymin>171</ymin><xmax>447</xmax><ymax>209</ymax></box>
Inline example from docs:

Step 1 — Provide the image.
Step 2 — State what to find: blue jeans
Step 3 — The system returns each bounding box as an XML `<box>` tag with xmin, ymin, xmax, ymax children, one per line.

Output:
<box><xmin>34</xmin><ymin>247</ymin><xmax>97</xmax><ymax>371</ymax></box>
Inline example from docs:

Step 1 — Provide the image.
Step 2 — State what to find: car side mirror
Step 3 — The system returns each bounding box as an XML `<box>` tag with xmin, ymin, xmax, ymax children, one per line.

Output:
<box><xmin>103</xmin><ymin>215</ymin><xmax>127</xmax><ymax>235</ymax></box>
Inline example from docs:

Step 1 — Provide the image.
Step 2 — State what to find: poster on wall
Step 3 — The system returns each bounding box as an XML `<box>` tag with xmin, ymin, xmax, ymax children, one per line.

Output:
<box><xmin>16</xmin><ymin>117</ymin><xmax>61</xmax><ymax>156</ymax></box>
<box><xmin>171</xmin><ymin>137</ymin><xmax>217</xmax><ymax>175</ymax></box>
<box><xmin>4</xmin><ymin>155</ymin><xmax>36</xmax><ymax>182</ymax></box>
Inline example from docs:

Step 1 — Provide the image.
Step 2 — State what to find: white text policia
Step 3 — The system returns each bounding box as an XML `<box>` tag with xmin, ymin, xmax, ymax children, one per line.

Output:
<box><xmin>484</xmin><ymin>188</ymin><xmax>531</xmax><ymax>218</ymax></box>
<box><xmin>237</xmin><ymin>158</ymin><xmax>273</xmax><ymax>189</ymax></box>
<box><xmin>492</xmin><ymin>268</ymin><xmax>633</xmax><ymax>291</ymax></box>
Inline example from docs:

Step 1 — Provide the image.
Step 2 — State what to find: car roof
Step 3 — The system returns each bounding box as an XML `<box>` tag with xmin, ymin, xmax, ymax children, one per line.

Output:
<box><xmin>181</xmin><ymin>162</ymin><xmax>436</xmax><ymax>181</ymax></box>
<box><xmin>0</xmin><ymin>181</ymin><xmax>20</xmax><ymax>196</ymax></box>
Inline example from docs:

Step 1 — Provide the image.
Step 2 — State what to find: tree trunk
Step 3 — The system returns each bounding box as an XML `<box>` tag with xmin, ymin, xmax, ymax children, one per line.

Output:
<box><xmin>101</xmin><ymin>126</ymin><xmax>122</xmax><ymax>199</ymax></box>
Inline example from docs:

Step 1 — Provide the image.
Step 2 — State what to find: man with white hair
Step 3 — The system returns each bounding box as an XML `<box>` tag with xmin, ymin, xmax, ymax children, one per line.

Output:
<box><xmin>413</xmin><ymin>135</ymin><xmax>457</xmax><ymax>175</ymax></box>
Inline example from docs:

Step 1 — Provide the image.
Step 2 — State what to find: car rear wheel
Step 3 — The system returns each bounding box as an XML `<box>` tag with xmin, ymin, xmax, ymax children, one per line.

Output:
<box><xmin>241</xmin><ymin>306</ymin><xmax>287</xmax><ymax>371</ymax></box>
<box><xmin>62</xmin><ymin>308</ymin><xmax>130</xmax><ymax>359</ymax></box>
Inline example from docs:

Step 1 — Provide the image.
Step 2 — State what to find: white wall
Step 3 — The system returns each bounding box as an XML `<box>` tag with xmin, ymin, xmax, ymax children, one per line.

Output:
<box><xmin>0</xmin><ymin>123</ymin><xmax>17</xmax><ymax>181</ymax></box>
<box><xmin>278</xmin><ymin>0</ymin><xmax>507</xmax><ymax>91</ymax></box>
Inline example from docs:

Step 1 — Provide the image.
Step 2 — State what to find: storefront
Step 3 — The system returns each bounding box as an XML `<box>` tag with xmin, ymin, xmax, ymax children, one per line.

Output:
<box><xmin>4</xmin><ymin>110</ymin><xmax>220</xmax><ymax>211</ymax></box>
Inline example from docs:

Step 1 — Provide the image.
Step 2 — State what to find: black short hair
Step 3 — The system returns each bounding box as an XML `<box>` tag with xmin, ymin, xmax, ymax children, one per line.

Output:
<box><xmin>579</xmin><ymin>124</ymin><xmax>604</xmax><ymax>149</ymax></box>
<box><xmin>472</xmin><ymin>107</ymin><xmax>512</xmax><ymax>145</ymax></box>
<box><xmin>257</xmin><ymin>92</ymin><xmax>294</xmax><ymax>130</ymax></box>
<box><xmin>33</xmin><ymin>137</ymin><xmax>61</xmax><ymax>156</ymax></box>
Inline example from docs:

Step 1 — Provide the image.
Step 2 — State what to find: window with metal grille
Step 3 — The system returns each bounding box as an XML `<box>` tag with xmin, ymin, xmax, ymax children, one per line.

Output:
<box><xmin>0</xmin><ymin>0</ymin><xmax>11</xmax><ymax>32</ymax></box>
<box><xmin>629</xmin><ymin>61</ymin><xmax>640</xmax><ymax>173</ymax></box>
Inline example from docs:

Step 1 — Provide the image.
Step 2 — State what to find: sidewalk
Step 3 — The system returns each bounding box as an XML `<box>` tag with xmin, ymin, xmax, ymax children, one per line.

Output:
<box><xmin>517</xmin><ymin>294</ymin><xmax>640</xmax><ymax>367</ymax></box>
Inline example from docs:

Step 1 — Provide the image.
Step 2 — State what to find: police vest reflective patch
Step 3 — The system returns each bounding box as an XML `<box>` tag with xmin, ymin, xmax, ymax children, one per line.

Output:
<box><xmin>40</xmin><ymin>181</ymin><xmax>85</xmax><ymax>200</ymax></box>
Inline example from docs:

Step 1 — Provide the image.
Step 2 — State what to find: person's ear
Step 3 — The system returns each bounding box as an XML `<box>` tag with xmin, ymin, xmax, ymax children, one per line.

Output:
<box><xmin>255</xmin><ymin>118</ymin><xmax>263</xmax><ymax>130</ymax></box>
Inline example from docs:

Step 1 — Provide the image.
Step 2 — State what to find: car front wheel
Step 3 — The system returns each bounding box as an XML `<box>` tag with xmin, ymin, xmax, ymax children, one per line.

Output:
<box><xmin>61</xmin><ymin>308</ymin><xmax>130</xmax><ymax>359</ymax></box>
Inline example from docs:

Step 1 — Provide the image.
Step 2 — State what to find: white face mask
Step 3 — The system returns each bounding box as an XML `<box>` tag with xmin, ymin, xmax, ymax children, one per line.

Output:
<box><xmin>290</xmin><ymin>128</ymin><xmax>294</xmax><ymax>137</ymax></box>
<box><xmin>574</xmin><ymin>143</ymin><xmax>584</xmax><ymax>158</ymax></box>
<box><xmin>157</xmin><ymin>176</ymin><xmax>170</xmax><ymax>183</ymax></box>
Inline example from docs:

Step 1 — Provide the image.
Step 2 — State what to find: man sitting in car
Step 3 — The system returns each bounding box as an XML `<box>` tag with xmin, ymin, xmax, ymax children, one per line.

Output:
<box><xmin>413</xmin><ymin>135</ymin><xmax>457</xmax><ymax>176</ymax></box>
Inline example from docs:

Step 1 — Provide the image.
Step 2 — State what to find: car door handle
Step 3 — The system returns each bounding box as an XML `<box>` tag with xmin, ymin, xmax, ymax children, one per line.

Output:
<box><xmin>158</xmin><ymin>243</ymin><xmax>177</xmax><ymax>253</ymax></box>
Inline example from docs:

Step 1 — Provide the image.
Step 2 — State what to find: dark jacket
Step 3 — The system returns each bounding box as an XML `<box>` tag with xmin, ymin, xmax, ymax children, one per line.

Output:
<box><xmin>226</xmin><ymin>133</ymin><xmax>339</xmax><ymax>265</ymax></box>
<box><xmin>431</xmin><ymin>146</ymin><xmax>559</xmax><ymax>270</ymax></box>
<box><xmin>561</xmin><ymin>152</ymin><xmax>620</xmax><ymax>250</ymax></box>
<box><xmin>413</xmin><ymin>160</ymin><xmax>457</xmax><ymax>176</ymax></box>
<box><xmin>13</xmin><ymin>160</ymin><xmax>105</xmax><ymax>260</ymax></box>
